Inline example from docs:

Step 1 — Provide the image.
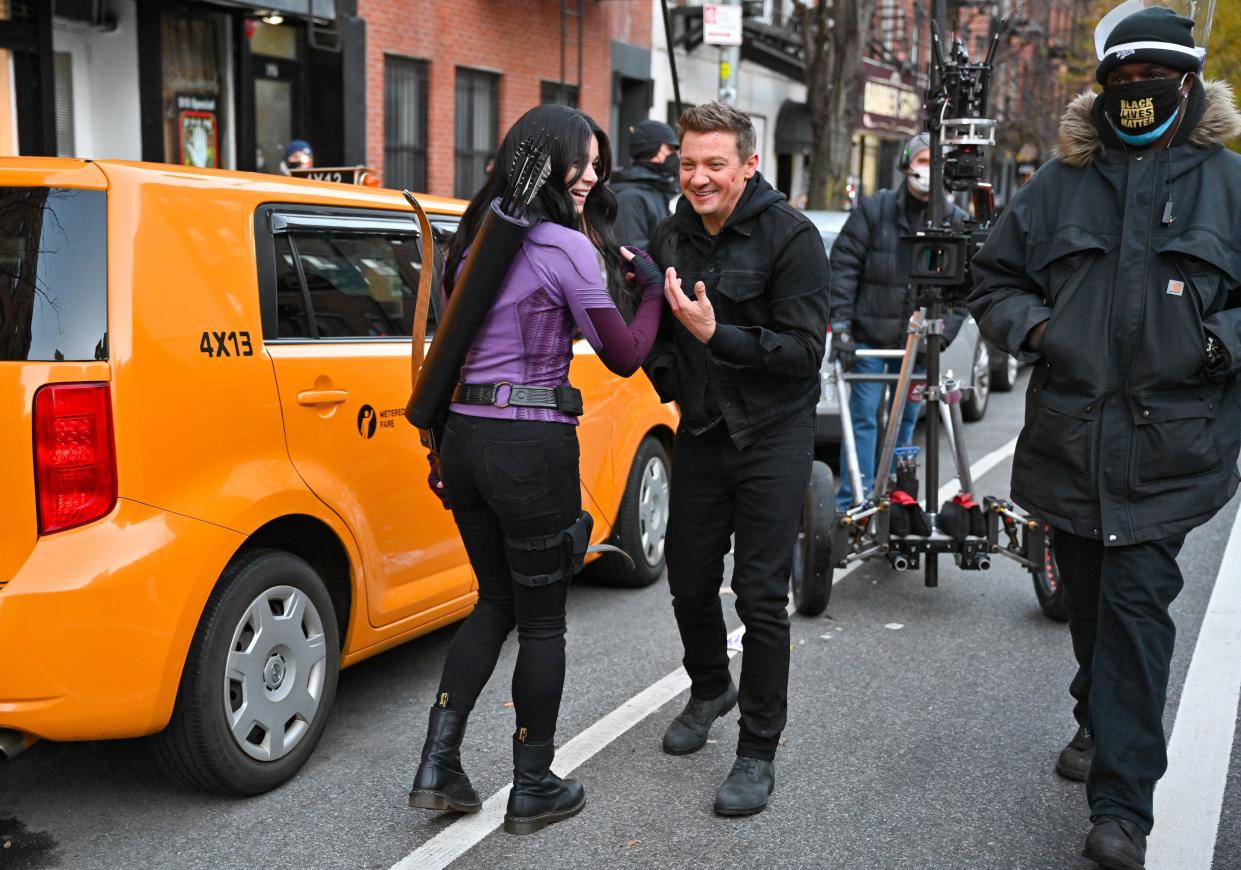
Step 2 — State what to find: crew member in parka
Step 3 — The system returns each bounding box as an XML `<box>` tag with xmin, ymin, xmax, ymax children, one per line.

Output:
<box><xmin>968</xmin><ymin>8</ymin><xmax>1241</xmax><ymax>868</ymax></box>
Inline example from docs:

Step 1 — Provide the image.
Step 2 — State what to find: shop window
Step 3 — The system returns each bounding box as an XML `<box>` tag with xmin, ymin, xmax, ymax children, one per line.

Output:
<box><xmin>540</xmin><ymin>81</ymin><xmax>578</xmax><ymax>108</ymax></box>
<box><xmin>384</xmin><ymin>56</ymin><xmax>428</xmax><ymax>193</ymax></box>
<box><xmin>454</xmin><ymin>68</ymin><xmax>499</xmax><ymax>199</ymax></box>
<box><xmin>161</xmin><ymin>15</ymin><xmax>225</xmax><ymax>168</ymax></box>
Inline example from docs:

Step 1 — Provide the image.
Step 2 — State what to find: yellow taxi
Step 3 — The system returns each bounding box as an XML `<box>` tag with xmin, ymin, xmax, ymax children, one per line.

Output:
<box><xmin>0</xmin><ymin>159</ymin><xmax>676</xmax><ymax>794</ymax></box>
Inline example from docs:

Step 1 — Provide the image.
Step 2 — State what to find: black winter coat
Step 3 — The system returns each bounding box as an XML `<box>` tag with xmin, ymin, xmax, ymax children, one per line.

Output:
<box><xmin>829</xmin><ymin>184</ymin><xmax>969</xmax><ymax>347</ymax></box>
<box><xmin>645</xmin><ymin>173</ymin><xmax>831</xmax><ymax>449</ymax></box>
<box><xmin>968</xmin><ymin>81</ymin><xmax>1241</xmax><ymax>546</ymax></box>
<box><xmin>611</xmin><ymin>163</ymin><xmax>676</xmax><ymax>250</ymax></box>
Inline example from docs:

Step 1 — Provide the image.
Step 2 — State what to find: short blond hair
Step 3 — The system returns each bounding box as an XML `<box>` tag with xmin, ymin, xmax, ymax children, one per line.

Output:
<box><xmin>677</xmin><ymin>102</ymin><xmax>756</xmax><ymax>160</ymax></box>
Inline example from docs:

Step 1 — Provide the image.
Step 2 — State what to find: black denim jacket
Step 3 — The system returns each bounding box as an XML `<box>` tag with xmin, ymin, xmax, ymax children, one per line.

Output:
<box><xmin>644</xmin><ymin>174</ymin><xmax>831</xmax><ymax>449</ymax></box>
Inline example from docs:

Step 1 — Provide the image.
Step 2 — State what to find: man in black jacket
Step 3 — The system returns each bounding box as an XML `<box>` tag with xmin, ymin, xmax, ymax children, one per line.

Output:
<box><xmin>644</xmin><ymin>102</ymin><xmax>830</xmax><ymax>818</ymax></box>
<box><xmin>828</xmin><ymin>132</ymin><xmax>969</xmax><ymax>508</ymax></box>
<box><xmin>968</xmin><ymin>8</ymin><xmax>1241</xmax><ymax>867</ymax></box>
<box><xmin>612</xmin><ymin>120</ymin><xmax>679</xmax><ymax>249</ymax></box>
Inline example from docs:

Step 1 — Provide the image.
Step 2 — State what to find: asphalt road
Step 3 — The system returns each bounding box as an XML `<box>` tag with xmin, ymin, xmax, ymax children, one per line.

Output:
<box><xmin>3</xmin><ymin>368</ymin><xmax>1240</xmax><ymax>870</ymax></box>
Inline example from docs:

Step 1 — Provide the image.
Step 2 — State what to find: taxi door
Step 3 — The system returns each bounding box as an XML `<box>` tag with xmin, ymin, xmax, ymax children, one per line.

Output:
<box><xmin>259</xmin><ymin>207</ymin><xmax>471</xmax><ymax>629</ymax></box>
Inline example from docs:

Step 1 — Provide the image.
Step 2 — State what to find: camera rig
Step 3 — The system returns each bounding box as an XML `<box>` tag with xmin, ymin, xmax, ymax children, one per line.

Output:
<box><xmin>791</xmin><ymin>1</ymin><xmax>1066</xmax><ymax>623</ymax></box>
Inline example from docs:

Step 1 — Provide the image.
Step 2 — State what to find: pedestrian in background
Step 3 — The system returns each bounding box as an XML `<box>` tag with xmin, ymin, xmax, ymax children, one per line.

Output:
<box><xmin>406</xmin><ymin>104</ymin><xmax>665</xmax><ymax>835</ymax></box>
<box><xmin>611</xmin><ymin>119</ymin><xmax>679</xmax><ymax>249</ymax></box>
<box><xmin>644</xmin><ymin>102</ymin><xmax>829</xmax><ymax>817</ymax></box>
<box><xmin>826</xmin><ymin>132</ymin><xmax>968</xmax><ymax>509</ymax></box>
<box><xmin>280</xmin><ymin>139</ymin><xmax>313</xmax><ymax>174</ymax></box>
<box><xmin>969</xmin><ymin>7</ymin><xmax>1241</xmax><ymax>867</ymax></box>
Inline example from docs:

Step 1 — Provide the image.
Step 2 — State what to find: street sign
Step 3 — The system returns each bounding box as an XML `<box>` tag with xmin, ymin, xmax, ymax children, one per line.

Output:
<box><xmin>703</xmin><ymin>3</ymin><xmax>743</xmax><ymax>46</ymax></box>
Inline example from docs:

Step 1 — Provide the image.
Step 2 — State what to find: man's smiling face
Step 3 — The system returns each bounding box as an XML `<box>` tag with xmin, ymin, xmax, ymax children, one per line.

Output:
<box><xmin>678</xmin><ymin>130</ymin><xmax>759</xmax><ymax>234</ymax></box>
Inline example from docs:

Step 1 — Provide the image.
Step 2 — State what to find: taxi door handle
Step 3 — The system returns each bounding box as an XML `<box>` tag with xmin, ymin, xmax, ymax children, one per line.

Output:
<box><xmin>297</xmin><ymin>389</ymin><xmax>349</xmax><ymax>406</ymax></box>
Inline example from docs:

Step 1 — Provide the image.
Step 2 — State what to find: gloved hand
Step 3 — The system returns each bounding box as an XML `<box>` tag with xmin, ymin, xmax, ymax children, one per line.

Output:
<box><xmin>426</xmin><ymin>452</ymin><xmax>449</xmax><ymax>509</ymax></box>
<box><xmin>621</xmin><ymin>245</ymin><xmax>664</xmax><ymax>298</ymax></box>
<box><xmin>1205</xmin><ymin>332</ymin><xmax>1229</xmax><ymax>374</ymax></box>
<box><xmin>829</xmin><ymin>327</ymin><xmax>857</xmax><ymax>372</ymax></box>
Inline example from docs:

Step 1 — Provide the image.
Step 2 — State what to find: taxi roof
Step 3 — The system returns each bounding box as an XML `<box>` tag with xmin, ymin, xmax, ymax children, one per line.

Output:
<box><xmin>0</xmin><ymin>156</ymin><xmax>468</xmax><ymax>217</ymax></box>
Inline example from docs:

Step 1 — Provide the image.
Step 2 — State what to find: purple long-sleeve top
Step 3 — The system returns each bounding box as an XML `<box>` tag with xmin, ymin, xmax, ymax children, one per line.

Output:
<box><xmin>450</xmin><ymin>221</ymin><xmax>663</xmax><ymax>424</ymax></box>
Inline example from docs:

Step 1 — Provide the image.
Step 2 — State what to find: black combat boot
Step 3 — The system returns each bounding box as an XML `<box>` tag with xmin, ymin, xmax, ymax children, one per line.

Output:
<box><xmin>503</xmin><ymin>735</ymin><xmax>586</xmax><ymax>835</ymax></box>
<box><xmin>1082</xmin><ymin>816</ymin><xmax>1146</xmax><ymax>869</ymax></box>
<box><xmin>662</xmin><ymin>680</ymin><xmax>739</xmax><ymax>755</ymax></box>
<box><xmin>713</xmin><ymin>756</ymin><xmax>775</xmax><ymax>817</ymax></box>
<box><xmin>1056</xmin><ymin>724</ymin><xmax>1093</xmax><ymax>782</ymax></box>
<box><xmin>408</xmin><ymin>706</ymin><xmax>482</xmax><ymax>813</ymax></box>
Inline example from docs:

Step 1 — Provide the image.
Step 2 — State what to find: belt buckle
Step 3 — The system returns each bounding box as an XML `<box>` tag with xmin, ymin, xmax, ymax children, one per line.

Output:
<box><xmin>493</xmin><ymin>381</ymin><xmax>513</xmax><ymax>408</ymax></box>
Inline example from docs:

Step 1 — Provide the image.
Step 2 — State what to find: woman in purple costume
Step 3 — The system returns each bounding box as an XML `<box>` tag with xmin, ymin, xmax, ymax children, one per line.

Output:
<box><xmin>407</xmin><ymin>104</ymin><xmax>664</xmax><ymax>835</ymax></box>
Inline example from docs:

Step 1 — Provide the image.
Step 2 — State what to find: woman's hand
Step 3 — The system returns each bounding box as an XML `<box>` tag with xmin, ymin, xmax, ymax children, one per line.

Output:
<box><xmin>426</xmin><ymin>453</ymin><xmax>449</xmax><ymax>509</ymax></box>
<box><xmin>620</xmin><ymin>245</ymin><xmax>664</xmax><ymax>297</ymax></box>
<box><xmin>664</xmin><ymin>266</ymin><xmax>716</xmax><ymax>344</ymax></box>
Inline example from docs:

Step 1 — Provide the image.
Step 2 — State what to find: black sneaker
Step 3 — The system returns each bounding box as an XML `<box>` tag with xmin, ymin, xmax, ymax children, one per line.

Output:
<box><xmin>1056</xmin><ymin>724</ymin><xmax>1093</xmax><ymax>782</ymax></box>
<box><xmin>661</xmin><ymin>680</ymin><xmax>738</xmax><ymax>755</ymax></box>
<box><xmin>713</xmin><ymin>756</ymin><xmax>775</xmax><ymax>817</ymax></box>
<box><xmin>1082</xmin><ymin>816</ymin><xmax>1146</xmax><ymax>869</ymax></box>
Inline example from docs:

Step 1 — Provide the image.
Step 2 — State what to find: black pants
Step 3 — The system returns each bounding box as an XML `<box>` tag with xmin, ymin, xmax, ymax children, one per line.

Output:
<box><xmin>665</xmin><ymin>414</ymin><xmax>814</xmax><ymax>761</ymax></box>
<box><xmin>433</xmin><ymin>412</ymin><xmax>582</xmax><ymax>744</ymax></box>
<box><xmin>1054</xmin><ymin>528</ymin><xmax>1187</xmax><ymax>834</ymax></box>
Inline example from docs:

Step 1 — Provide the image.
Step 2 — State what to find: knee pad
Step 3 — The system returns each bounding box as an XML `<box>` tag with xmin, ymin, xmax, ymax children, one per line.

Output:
<box><xmin>505</xmin><ymin>511</ymin><xmax>593</xmax><ymax>587</ymax></box>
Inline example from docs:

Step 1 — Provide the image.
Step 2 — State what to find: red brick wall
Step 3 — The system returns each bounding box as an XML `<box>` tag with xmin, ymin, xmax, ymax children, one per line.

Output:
<box><xmin>359</xmin><ymin>0</ymin><xmax>652</xmax><ymax>198</ymax></box>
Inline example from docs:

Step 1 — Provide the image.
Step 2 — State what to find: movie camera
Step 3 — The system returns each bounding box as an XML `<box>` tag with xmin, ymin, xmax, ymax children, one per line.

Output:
<box><xmin>790</xmin><ymin>2</ymin><xmax>1067</xmax><ymax>623</ymax></box>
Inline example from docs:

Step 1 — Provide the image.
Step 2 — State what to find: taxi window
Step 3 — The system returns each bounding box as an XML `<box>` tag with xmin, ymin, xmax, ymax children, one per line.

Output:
<box><xmin>0</xmin><ymin>187</ymin><xmax>107</xmax><ymax>361</ymax></box>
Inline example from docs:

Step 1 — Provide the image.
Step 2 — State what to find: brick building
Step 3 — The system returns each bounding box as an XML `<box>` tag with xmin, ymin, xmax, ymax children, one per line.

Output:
<box><xmin>359</xmin><ymin>0</ymin><xmax>655</xmax><ymax>199</ymax></box>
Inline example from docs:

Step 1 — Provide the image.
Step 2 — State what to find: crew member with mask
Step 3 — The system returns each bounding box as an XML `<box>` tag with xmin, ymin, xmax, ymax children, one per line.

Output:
<box><xmin>612</xmin><ymin>119</ymin><xmax>679</xmax><ymax>249</ymax></box>
<box><xmin>969</xmin><ymin>7</ymin><xmax>1241</xmax><ymax>867</ymax></box>
<box><xmin>827</xmin><ymin>133</ymin><xmax>968</xmax><ymax>509</ymax></box>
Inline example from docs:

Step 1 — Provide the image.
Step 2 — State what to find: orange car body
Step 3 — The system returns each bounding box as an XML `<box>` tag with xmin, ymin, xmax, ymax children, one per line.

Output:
<box><xmin>0</xmin><ymin>159</ymin><xmax>676</xmax><ymax>745</ymax></box>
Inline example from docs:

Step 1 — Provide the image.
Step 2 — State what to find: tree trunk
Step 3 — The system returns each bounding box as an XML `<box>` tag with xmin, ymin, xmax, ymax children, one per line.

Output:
<box><xmin>801</xmin><ymin>0</ymin><xmax>877</xmax><ymax>210</ymax></box>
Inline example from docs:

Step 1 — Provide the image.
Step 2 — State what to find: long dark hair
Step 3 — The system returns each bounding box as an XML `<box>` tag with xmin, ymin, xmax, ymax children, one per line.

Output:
<box><xmin>444</xmin><ymin>104</ymin><xmax>637</xmax><ymax>317</ymax></box>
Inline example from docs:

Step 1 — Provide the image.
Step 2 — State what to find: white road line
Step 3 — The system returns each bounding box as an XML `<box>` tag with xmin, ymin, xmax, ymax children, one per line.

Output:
<box><xmin>393</xmin><ymin>435</ymin><xmax>1020</xmax><ymax>870</ymax></box>
<box><xmin>1148</xmin><ymin>500</ymin><xmax>1241</xmax><ymax>869</ymax></box>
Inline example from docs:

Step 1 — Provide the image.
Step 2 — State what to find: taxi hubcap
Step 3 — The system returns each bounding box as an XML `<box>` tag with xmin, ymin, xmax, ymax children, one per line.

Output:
<box><xmin>224</xmin><ymin>586</ymin><xmax>327</xmax><ymax>762</ymax></box>
<box><xmin>638</xmin><ymin>456</ymin><xmax>670</xmax><ymax>567</ymax></box>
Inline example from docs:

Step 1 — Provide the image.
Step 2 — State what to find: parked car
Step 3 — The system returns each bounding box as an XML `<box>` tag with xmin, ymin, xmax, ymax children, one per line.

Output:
<box><xmin>0</xmin><ymin>159</ymin><xmax>677</xmax><ymax>794</ymax></box>
<box><xmin>802</xmin><ymin>209</ymin><xmax>990</xmax><ymax>452</ymax></box>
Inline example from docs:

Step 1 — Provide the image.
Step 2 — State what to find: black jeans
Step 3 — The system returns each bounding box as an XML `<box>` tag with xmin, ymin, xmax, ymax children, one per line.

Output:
<box><xmin>1054</xmin><ymin>528</ymin><xmax>1187</xmax><ymax>834</ymax></box>
<box><xmin>433</xmin><ymin>412</ymin><xmax>582</xmax><ymax>744</ymax></box>
<box><xmin>665</xmin><ymin>413</ymin><xmax>814</xmax><ymax>761</ymax></box>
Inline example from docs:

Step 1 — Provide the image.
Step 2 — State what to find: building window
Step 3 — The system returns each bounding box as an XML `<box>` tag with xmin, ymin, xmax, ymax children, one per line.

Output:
<box><xmin>384</xmin><ymin>56</ymin><xmax>428</xmax><ymax>192</ymax></box>
<box><xmin>454</xmin><ymin>68</ymin><xmax>499</xmax><ymax>199</ymax></box>
<box><xmin>540</xmin><ymin>80</ymin><xmax>578</xmax><ymax>108</ymax></box>
<box><xmin>53</xmin><ymin>52</ymin><xmax>74</xmax><ymax>157</ymax></box>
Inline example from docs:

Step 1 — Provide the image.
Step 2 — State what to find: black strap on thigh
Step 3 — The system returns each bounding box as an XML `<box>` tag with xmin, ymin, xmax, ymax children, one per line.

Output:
<box><xmin>505</xmin><ymin>511</ymin><xmax>594</xmax><ymax>587</ymax></box>
<box><xmin>453</xmin><ymin>382</ymin><xmax>584</xmax><ymax>416</ymax></box>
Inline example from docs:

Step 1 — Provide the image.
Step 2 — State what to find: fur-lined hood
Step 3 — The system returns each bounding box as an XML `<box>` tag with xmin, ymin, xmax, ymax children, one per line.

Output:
<box><xmin>1054</xmin><ymin>79</ymin><xmax>1241</xmax><ymax>168</ymax></box>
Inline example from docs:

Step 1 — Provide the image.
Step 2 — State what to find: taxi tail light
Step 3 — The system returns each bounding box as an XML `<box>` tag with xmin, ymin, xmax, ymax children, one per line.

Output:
<box><xmin>34</xmin><ymin>382</ymin><xmax>117</xmax><ymax>535</ymax></box>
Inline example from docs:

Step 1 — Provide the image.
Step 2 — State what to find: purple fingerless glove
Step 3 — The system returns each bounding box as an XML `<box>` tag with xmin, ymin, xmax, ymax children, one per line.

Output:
<box><xmin>426</xmin><ymin>453</ymin><xmax>448</xmax><ymax>509</ymax></box>
<box><xmin>623</xmin><ymin>246</ymin><xmax>664</xmax><ymax>298</ymax></box>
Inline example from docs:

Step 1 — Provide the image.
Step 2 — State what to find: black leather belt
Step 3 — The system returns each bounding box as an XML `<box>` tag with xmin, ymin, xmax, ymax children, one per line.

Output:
<box><xmin>453</xmin><ymin>382</ymin><xmax>584</xmax><ymax>416</ymax></box>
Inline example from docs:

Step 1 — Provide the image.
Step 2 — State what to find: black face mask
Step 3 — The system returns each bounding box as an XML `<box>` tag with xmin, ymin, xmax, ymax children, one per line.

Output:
<box><xmin>657</xmin><ymin>152</ymin><xmax>679</xmax><ymax>178</ymax></box>
<box><xmin>1101</xmin><ymin>75</ymin><xmax>1189</xmax><ymax>147</ymax></box>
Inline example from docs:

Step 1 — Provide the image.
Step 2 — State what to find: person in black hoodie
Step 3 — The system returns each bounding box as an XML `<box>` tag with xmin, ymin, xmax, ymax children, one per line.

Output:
<box><xmin>969</xmin><ymin>8</ymin><xmax>1241</xmax><ymax>867</ymax></box>
<box><xmin>644</xmin><ymin>101</ymin><xmax>830</xmax><ymax>817</ymax></box>
<box><xmin>611</xmin><ymin>119</ymin><xmax>679</xmax><ymax>249</ymax></box>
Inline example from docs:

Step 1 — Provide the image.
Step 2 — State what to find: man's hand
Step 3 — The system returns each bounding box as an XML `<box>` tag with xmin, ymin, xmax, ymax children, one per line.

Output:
<box><xmin>829</xmin><ymin>328</ymin><xmax>857</xmax><ymax>371</ymax></box>
<box><xmin>664</xmin><ymin>266</ymin><xmax>716</xmax><ymax>344</ymax></box>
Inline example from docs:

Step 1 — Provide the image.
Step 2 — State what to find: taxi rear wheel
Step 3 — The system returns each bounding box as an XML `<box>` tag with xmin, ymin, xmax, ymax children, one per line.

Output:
<box><xmin>153</xmin><ymin>548</ymin><xmax>340</xmax><ymax>795</ymax></box>
<box><xmin>594</xmin><ymin>436</ymin><xmax>670</xmax><ymax>588</ymax></box>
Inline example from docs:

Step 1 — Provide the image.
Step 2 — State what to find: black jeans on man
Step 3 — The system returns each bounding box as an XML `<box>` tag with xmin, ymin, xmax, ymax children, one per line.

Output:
<box><xmin>665</xmin><ymin>412</ymin><xmax>815</xmax><ymax>761</ymax></box>
<box><xmin>434</xmin><ymin>412</ymin><xmax>582</xmax><ymax>743</ymax></box>
<box><xmin>1053</xmin><ymin>528</ymin><xmax>1187</xmax><ymax>834</ymax></box>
